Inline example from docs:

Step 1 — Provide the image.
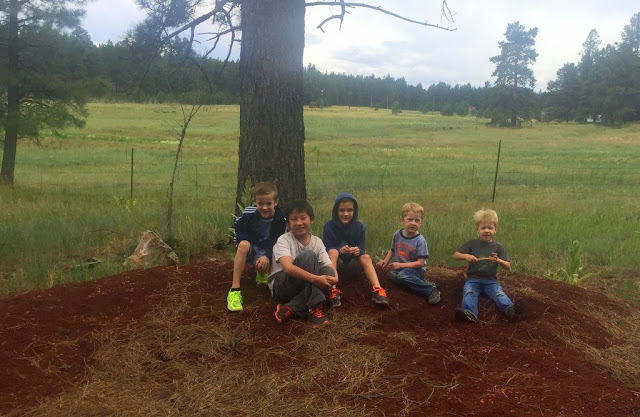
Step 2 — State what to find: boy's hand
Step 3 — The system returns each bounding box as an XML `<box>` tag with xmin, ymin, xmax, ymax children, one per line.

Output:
<box><xmin>255</xmin><ymin>256</ymin><xmax>270</xmax><ymax>274</ymax></box>
<box><xmin>388</xmin><ymin>262</ymin><xmax>402</xmax><ymax>270</ymax></box>
<box><xmin>339</xmin><ymin>245</ymin><xmax>350</xmax><ymax>255</ymax></box>
<box><xmin>348</xmin><ymin>247</ymin><xmax>360</xmax><ymax>256</ymax></box>
<box><xmin>376</xmin><ymin>259</ymin><xmax>387</xmax><ymax>268</ymax></box>
<box><xmin>313</xmin><ymin>274</ymin><xmax>338</xmax><ymax>289</ymax></box>
<box><xmin>491</xmin><ymin>252</ymin><xmax>499</xmax><ymax>262</ymax></box>
<box><xmin>465</xmin><ymin>254</ymin><xmax>479</xmax><ymax>263</ymax></box>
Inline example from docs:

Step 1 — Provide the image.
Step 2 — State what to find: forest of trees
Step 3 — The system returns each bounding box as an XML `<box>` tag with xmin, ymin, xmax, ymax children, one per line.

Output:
<box><xmin>3</xmin><ymin>11</ymin><xmax>638</xmax><ymax>128</ymax></box>
<box><xmin>22</xmin><ymin>12</ymin><xmax>635</xmax><ymax>127</ymax></box>
<box><xmin>2</xmin><ymin>7</ymin><xmax>640</xmax><ymax>136</ymax></box>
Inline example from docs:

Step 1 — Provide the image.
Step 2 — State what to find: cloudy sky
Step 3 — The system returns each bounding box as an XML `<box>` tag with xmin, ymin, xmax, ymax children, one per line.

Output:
<box><xmin>82</xmin><ymin>1</ymin><xmax>639</xmax><ymax>91</ymax></box>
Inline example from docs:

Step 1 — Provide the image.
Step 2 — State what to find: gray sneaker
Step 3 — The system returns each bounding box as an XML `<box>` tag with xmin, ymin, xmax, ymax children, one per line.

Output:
<box><xmin>275</xmin><ymin>304</ymin><xmax>295</xmax><ymax>324</ymax></box>
<box><xmin>371</xmin><ymin>286</ymin><xmax>390</xmax><ymax>307</ymax></box>
<box><xmin>308</xmin><ymin>307</ymin><xmax>329</xmax><ymax>325</ymax></box>
<box><xmin>455</xmin><ymin>307</ymin><xmax>478</xmax><ymax>323</ymax></box>
<box><xmin>427</xmin><ymin>290</ymin><xmax>441</xmax><ymax>305</ymax></box>
<box><xmin>329</xmin><ymin>287</ymin><xmax>342</xmax><ymax>307</ymax></box>
<box><xmin>505</xmin><ymin>299</ymin><xmax>524</xmax><ymax>323</ymax></box>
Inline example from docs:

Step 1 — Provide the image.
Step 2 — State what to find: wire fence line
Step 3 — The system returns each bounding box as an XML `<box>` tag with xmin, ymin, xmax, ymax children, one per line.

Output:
<box><xmin>13</xmin><ymin>156</ymin><xmax>639</xmax><ymax>202</ymax></box>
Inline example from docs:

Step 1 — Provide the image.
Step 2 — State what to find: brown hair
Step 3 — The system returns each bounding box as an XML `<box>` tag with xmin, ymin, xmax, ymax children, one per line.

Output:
<box><xmin>253</xmin><ymin>182</ymin><xmax>278</xmax><ymax>199</ymax></box>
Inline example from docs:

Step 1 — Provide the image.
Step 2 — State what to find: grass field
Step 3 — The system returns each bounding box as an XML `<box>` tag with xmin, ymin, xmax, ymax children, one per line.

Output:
<box><xmin>1</xmin><ymin>103</ymin><xmax>639</xmax><ymax>300</ymax></box>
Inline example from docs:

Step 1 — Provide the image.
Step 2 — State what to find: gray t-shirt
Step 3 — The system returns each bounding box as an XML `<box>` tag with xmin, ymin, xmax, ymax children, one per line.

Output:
<box><xmin>457</xmin><ymin>239</ymin><xmax>509</xmax><ymax>280</ymax></box>
<box><xmin>268</xmin><ymin>231</ymin><xmax>332</xmax><ymax>290</ymax></box>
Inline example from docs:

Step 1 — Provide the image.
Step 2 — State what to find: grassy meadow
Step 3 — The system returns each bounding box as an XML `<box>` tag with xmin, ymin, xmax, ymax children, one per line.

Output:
<box><xmin>1</xmin><ymin>103</ymin><xmax>639</xmax><ymax>300</ymax></box>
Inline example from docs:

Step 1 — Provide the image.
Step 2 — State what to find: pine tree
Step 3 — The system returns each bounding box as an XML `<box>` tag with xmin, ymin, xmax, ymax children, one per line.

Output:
<box><xmin>489</xmin><ymin>21</ymin><xmax>538</xmax><ymax>126</ymax></box>
<box><xmin>0</xmin><ymin>0</ymin><xmax>103</xmax><ymax>185</ymax></box>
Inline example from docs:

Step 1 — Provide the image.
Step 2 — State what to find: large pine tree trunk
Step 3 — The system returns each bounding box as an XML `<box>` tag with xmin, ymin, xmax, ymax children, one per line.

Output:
<box><xmin>237</xmin><ymin>0</ymin><xmax>306</xmax><ymax>209</ymax></box>
<box><xmin>1</xmin><ymin>0</ymin><xmax>20</xmax><ymax>186</ymax></box>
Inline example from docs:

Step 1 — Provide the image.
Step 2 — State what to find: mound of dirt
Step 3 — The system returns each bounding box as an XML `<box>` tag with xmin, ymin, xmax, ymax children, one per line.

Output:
<box><xmin>1</xmin><ymin>262</ymin><xmax>639</xmax><ymax>416</ymax></box>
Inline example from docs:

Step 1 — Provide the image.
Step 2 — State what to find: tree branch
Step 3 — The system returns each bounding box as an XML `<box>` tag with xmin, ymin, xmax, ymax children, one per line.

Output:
<box><xmin>306</xmin><ymin>1</ymin><xmax>456</xmax><ymax>32</ymax></box>
<box><xmin>164</xmin><ymin>0</ymin><xmax>239</xmax><ymax>40</ymax></box>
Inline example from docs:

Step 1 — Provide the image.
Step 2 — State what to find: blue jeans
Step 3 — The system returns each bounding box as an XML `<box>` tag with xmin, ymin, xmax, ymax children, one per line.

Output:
<box><xmin>388</xmin><ymin>268</ymin><xmax>438</xmax><ymax>297</ymax></box>
<box><xmin>461</xmin><ymin>279</ymin><xmax>513</xmax><ymax>318</ymax></box>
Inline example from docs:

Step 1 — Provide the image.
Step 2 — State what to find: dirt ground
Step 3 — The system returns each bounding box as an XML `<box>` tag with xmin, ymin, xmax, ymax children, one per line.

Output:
<box><xmin>1</xmin><ymin>260</ymin><xmax>639</xmax><ymax>416</ymax></box>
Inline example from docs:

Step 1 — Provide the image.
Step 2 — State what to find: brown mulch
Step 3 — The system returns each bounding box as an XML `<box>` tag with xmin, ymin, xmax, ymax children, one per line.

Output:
<box><xmin>1</xmin><ymin>262</ymin><xmax>639</xmax><ymax>416</ymax></box>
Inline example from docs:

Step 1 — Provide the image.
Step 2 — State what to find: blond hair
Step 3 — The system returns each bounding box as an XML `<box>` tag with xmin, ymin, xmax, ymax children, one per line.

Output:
<box><xmin>253</xmin><ymin>182</ymin><xmax>278</xmax><ymax>199</ymax></box>
<box><xmin>401</xmin><ymin>202</ymin><xmax>424</xmax><ymax>219</ymax></box>
<box><xmin>473</xmin><ymin>208</ymin><xmax>498</xmax><ymax>226</ymax></box>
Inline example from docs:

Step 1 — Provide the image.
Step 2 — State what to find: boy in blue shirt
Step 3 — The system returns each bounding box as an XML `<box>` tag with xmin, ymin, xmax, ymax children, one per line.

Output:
<box><xmin>453</xmin><ymin>208</ymin><xmax>523</xmax><ymax>323</ymax></box>
<box><xmin>227</xmin><ymin>182</ymin><xmax>286</xmax><ymax>312</ymax></box>
<box><xmin>376</xmin><ymin>202</ymin><xmax>441</xmax><ymax>305</ymax></box>
<box><xmin>322</xmin><ymin>192</ymin><xmax>389</xmax><ymax>307</ymax></box>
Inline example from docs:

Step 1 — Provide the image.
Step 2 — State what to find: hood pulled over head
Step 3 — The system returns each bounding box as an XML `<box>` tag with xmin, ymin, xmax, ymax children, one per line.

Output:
<box><xmin>332</xmin><ymin>192</ymin><xmax>358</xmax><ymax>225</ymax></box>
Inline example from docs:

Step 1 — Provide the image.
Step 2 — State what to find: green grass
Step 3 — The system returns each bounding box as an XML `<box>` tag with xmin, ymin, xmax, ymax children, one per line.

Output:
<box><xmin>1</xmin><ymin>103</ymin><xmax>639</xmax><ymax>299</ymax></box>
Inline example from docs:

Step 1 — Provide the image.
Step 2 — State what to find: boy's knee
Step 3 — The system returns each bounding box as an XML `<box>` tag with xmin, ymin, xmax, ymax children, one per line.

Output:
<box><xmin>236</xmin><ymin>240</ymin><xmax>251</xmax><ymax>254</ymax></box>
<box><xmin>462</xmin><ymin>286</ymin><xmax>475</xmax><ymax>296</ymax></box>
<box><xmin>397</xmin><ymin>269</ymin><xmax>418</xmax><ymax>281</ymax></box>
<box><xmin>493</xmin><ymin>290</ymin><xmax>508</xmax><ymax>300</ymax></box>
<box><xmin>358</xmin><ymin>253</ymin><xmax>373</xmax><ymax>265</ymax></box>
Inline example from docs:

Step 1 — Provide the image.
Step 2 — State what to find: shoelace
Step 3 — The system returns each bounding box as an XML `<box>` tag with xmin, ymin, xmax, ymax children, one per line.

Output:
<box><xmin>282</xmin><ymin>306</ymin><xmax>294</xmax><ymax>317</ymax></box>
<box><xmin>330</xmin><ymin>288</ymin><xmax>343</xmax><ymax>298</ymax></box>
<box><xmin>372</xmin><ymin>286</ymin><xmax>387</xmax><ymax>297</ymax></box>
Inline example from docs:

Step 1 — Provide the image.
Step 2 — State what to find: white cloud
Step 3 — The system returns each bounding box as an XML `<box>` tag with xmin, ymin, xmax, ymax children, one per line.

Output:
<box><xmin>82</xmin><ymin>0</ymin><xmax>640</xmax><ymax>91</ymax></box>
<box><xmin>82</xmin><ymin>0</ymin><xmax>145</xmax><ymax>45</ymax></box>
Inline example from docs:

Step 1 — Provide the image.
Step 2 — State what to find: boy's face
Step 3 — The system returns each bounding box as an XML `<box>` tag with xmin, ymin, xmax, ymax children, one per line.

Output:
<box><xmin>255</xmin><ymin>193</ymin><xmax>278</xmax><ymax>219</ymax></box>
<box><xmin>288</xmin><ymin>209</ymin><xmax>313</xmax><ymax>240</ymax></box>
<box><xmin>337</xmin><ymin>201</ymin><xmax>355</xmax><ymax>225</ymax></box>
<box><xmin>401</xmin><ymin>211</ymin><xmax>422</xmax><ymax>236</ymax></box>
<box><xmin>476</xmin><ymin>222</ymin><xmax>497</xmax><ymax>242</ymax></box>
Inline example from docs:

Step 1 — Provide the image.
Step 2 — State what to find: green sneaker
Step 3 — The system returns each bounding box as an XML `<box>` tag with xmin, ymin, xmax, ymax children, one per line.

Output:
<box><xmin>227</xmin><ymin>290</ymin><xmax>243</xmax><ymax>312</ymax></box>
<box><xmin>255</xmin><ymin>272</ymin><xmax>269</xmax><ymax>285</ymax></box>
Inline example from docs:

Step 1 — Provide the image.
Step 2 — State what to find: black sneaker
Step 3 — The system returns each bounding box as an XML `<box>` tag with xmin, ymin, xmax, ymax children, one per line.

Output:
<box><xmin>308</xmin><ymin>307</ymin><xmax>329</xmax><ymax>325</ymax></box>
<box><xmin>371</xmin><ymin>286</ymin><xmax>390</xmax><ymax>307</ymax></box>
<box><xmin>455</xmin><ymin>307</ymin><xmax>478</xmax><ymax>323</ymax></box>
<box><xmin>329</xmin><ymin>287</ymin><xmax>342</xmax><ymax>307</ymax></box>
<box><xmin>505</xmin><ymin>299</ymin><xmax>524</xmax><ymax>323</ymax></box>
<box><xmin>427</xmin><ymin>290</ymin><xmax>441</xmax><ymax>305</ymax></box>
<box><xmin>275</xmin><ymin>304</ymin><xmax>295</xmax><ymax>324</ymax></box>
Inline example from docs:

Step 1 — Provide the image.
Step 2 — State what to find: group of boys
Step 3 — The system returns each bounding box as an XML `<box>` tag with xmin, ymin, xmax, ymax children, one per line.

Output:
<box><xmin>227</xmin><ymin>182</ymin><xmax>523</xmax><ymax>326</ymax></box>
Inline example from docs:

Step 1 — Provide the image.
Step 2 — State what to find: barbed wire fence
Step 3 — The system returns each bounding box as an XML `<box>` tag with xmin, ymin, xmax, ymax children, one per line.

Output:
<box><xmin>13</xmin><ymin>146</ymin><xmax>640</xmax><ymax>203</ymax></box>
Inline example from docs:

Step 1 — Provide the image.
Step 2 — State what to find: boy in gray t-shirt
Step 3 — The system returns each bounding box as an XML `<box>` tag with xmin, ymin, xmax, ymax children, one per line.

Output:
<box><xmin>453</xmin><ymin>209</ymin><xmax>523</xmax><ymax>323</ymax></box>
<box><xmin>269</xmin><ymin>200</ymin><xmax>337</xmax><ymax>326</ymax></box>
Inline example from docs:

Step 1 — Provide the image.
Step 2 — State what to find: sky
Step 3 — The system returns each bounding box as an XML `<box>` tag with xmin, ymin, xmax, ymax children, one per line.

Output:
<box><xmin>81</xmin><ymin>1</ymin><xmax>639</xmax><ymax>91</ymax></box>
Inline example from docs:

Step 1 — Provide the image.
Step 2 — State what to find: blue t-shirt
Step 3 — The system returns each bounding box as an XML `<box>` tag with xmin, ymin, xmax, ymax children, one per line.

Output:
<box><xmin>390</xmin><ymin>230</ymin><xmax>429</xmax><ymax>273</ymax></box>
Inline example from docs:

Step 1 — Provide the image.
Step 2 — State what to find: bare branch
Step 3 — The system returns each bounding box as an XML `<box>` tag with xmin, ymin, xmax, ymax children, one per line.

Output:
<box><xmin>164</xmin><ymin>1</ymin><xmax>239</xmax><ymax>40</ymax></box>
<box><xmin>441</xmin><ymin>1</ymin><xmax>455</xmax><ymax>23</ymax></box>
<box><xmin>306</xmin><ymin>1</ymin><xmax>456</xmax><ymax>32</ymax></box>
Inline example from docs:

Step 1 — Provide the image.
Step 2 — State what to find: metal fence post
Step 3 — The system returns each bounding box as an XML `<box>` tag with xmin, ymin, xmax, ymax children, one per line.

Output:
<box><xmin>130</xmin><ymin>148</ymin><xmax>134</xmax><ymax>199</ymax></box>
<box><xmin>491</xmin><ymin>140</ymin><xmax>501</xmax><ymax>203</ymax></box>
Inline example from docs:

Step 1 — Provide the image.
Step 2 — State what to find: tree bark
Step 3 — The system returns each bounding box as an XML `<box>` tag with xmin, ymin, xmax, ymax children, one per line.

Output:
<box><xmin>237</xmin><ymin>0</ymin><xmax>306</xmax><ymax>210</ymax></box>
<box><xmin>1</xmin><ymin>0</ymin><xmax>20</xmax><ymax>186</ymax></box>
